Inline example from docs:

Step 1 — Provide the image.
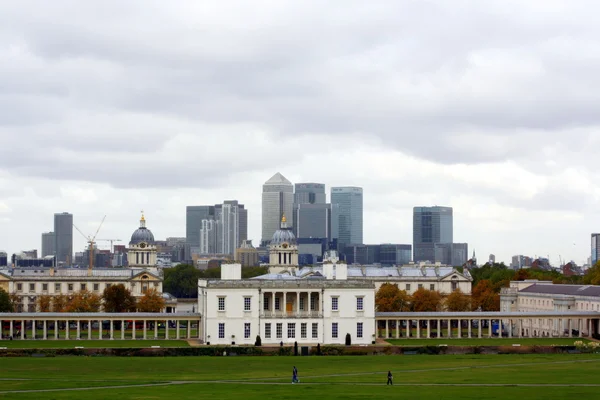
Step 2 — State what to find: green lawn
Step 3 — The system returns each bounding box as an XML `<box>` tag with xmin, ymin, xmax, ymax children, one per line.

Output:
<box><xmin>0</xmin><ymin>354</ymin><xmax>599</xmax><ymax>399</ymax></box>
<box><xmin>0</xmin><ymin>339</ymin><xmax>190</xmax><ymax>348</ymax></box>
<box><xmin>386</xmin><ymin>338</ymin><xmax>591</xmax><ymax>346</ymax></box>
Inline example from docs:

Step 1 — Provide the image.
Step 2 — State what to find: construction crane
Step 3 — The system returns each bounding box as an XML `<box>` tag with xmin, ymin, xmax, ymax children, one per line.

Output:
<box><xmin>96</xmin><ymin>239</ymin><xmax>122</xmax><ymax>253</ymax></box>
<box><xmin>73</xmin><ymin>215</ymin><xmax>106</xmax><ymax>272</ymax></box>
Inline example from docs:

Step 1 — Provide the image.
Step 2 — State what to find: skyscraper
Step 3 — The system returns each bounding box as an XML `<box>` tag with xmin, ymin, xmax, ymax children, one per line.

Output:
<box><xmin>54</xmin><ymin>212</ymin><xmax>73</xmax><ymax>265</ymax></box>
<box><xmin>261</xmin><ymin>173</ymin><xmax>293</xmax><ymax>245</ymax></box>
<box><xmin>41</xmin><ymin>232</ymin><xmax>56</xmax><ymax>258</ymax></box>
<box><xmin>293</xmin><ymin>183</ymin><xmax>329</xmax><ymax>240</ymax></box>
<box><xmin>186</xmin><ymin>206</ymin><xmax>215</xmax><ymax>252</ymax></box>
<box><xmin>330</xmin><ymin>187</ymin><xmax>363</xmax><ymax>251</ymax></box>
<box><xmin>592</xmin><ymin>233</ymin><xmax>600</xmax><ymax>266</ymax></box>
<box><xmin>294</xmin><ymin>183</ymin><xmax>326</xmax><ymax>205</ymax></box>
<box><xmin>413</xmin><ymin>206</ymin><xmax>453</xmax><ymax>263</ymax></box>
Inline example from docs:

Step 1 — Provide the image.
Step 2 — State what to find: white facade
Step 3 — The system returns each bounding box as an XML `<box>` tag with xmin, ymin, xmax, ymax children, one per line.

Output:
<box><xmin>198</xmin><ymin>264</ymin><xmax>375</xmax><ymax>345</ymax></box>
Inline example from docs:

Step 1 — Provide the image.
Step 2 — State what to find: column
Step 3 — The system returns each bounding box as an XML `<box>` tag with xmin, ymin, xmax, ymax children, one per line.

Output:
<box><xmin>32</xmin><ymin>320</ymin><xmax>36</xmax><ymax>339</ymax></box>
<box><xmin>43</xmin><ymin>320</ymin><xmax>47</xmax><ymax>339</ymax></box>
<box><xmin>132</xmin><ymin>320</ymin><xmax>136</xmax><ymax>340</ymax></box>
<box><xmin>396</xmin><ymin>320</ymin><xmax>400</xmax><ymax>339</ymax></box>
<box><xmin>579</xmin><ymin>320</ymin><xmax>583</xmax><ymax>338</ymax></box>
<box><xmin>478</xmin><ymin>319</ymin><xmax>482</xmax><ymax>338</ymax></box>
<box><xmin>110</xmin><ymin>320</ymin><xmax>114</xmax><ymax>340</ymax></box>
<box><xmin>569</xmin><ymin>320</ymin><xmax>573</xmax><ymax>338</ymax></box>
<box><xmin>98</xmin><ymin>320</ymin><xmax>102</xmax><ymax>340</ymax></box>
<box><xmin>508</xmin><ymin>320</ymin><xmax>513</xmax><ymax>338</ymax></box>
<box><xmin>271</xmin><ymin>292</ymin><xmax>275</xmax><ymax>316</ymax></box>
<box><xmin>54</xmin><ymin>320</ymin><xmax>58</xmax><ymax>339</ymax></box>
<box><xmin>65</xmin><ymin>320</ymin><xmax>69</xmax><ymax>340</ymax></box>
<box><xmin>518</xmin><ymin>319</ymin><xmax>522</xmax><ymax>338</ymax></box>
<box><xmin>165</xmin><ymin>321</ymin><xmax>169</xmax><ymax>339</ymax></box>
<box><xmin>187</xmin><ymin>320</ymin><xmax>191</xmax><ymax>339</ymax></box>
<box><xmin>427</xmin><ymin>320</ymin><xmax>431</xmax><ymax>339</ymax></box>
<box><xmin>77</xmin><ymin>321</ymin><xmax>81</xmax><ymax>339</ymax></box>
<box><xmin>468</xmin><ymin>319</ymin><xmax>472</xmax><ymax>338</ymax></box>
<box><xmin>385</xmin><ymin>320</ymin><xmax>389</xmax><ymax>339</ymax></box>
<box><xmin>416</xmin><ymin>320</ymin><xmax>421</xmax><ymax>339</ymax></box>
<box><xmin>447</xmin><ymin>319</ymin><xmax>451</xmax><ymax>338</ymax></box>
<box><xmin>488</xmin><ymin>320</ymin><xmax>492</xmax><ymax>338</ymax></box>
<box><xmin>457</xmin><ymin>320</ymin><xmax>461</xmax><ymax>338</ymax></box>
<box><xmin>176</xmin><ymin>320</ymin><xmax>180</xmax><ymax>340</ymax></box>
<box><xmin>121</xmin><ymin>320</ymin><xmax>125</xmax><ymax>340</ymax></box>
<box><xmin>155</xmin><ymin>321</ymin><xmax>159</xmax><ymax>339</ymax></box>
<box><xmin>296</xmin><ymin>292</ymin><xmax>300</xmax><ymax>317</ymax></box>
<box><xmin>9</xmin><ymin>320</ymin><xmax>13</xmax><ymax>339</ymax></box>
<box><xmin>437</xmin><ymin>319</ymin><xmax>441</xmax><ymax>338</ymax></box>
<box><xmin>406</xmin><ymin>320</ymin><xmax>410</xmax><ymax>338</ymax></box>
<box><xmin>143</xmin><ymin>320</ymin><xmax>147</xmax><ymax>340</ymax></box>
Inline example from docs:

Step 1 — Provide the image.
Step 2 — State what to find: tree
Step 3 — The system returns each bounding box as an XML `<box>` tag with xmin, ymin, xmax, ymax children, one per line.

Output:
<box><xmin>65</xmin><ymin>290</ymin><xmax>102</xmax><ymax>312</ymax></box>
<box><xmin>137</xmin><ymin>289</ymin><xmax>166</xmax><ymax>312</ymax></box>
<box><xmin>410</xmin><ymin>288</ymin><xmax>442</xmax><ymax>312</ymax></box>
<box><xmin>163</xmin><ymin>264</ymin><xmax>202</xmax><ymax>298</ymax></box>
<box><xmin>375</xmin><ymin>283</ymin><xmax>411</xmax><ymax>312</ymax></box>
<box><xmin>52</xmin><ymin>294</ymin><xmax>69</xmax><ymax>312</ymax></box>
<box><xmin>103</xmin><ymin>284</ymin><xmax>137</xmax><ymax>312</ymax></box>
<box><xmin>0</xmin><ymin>288</ymin><xmax>13</xmax><ymax>312</ymax></box>
<box><xmin>242</xmin><ymin>266</ymin><xmax>269</xmax><ymax>279</ymax></box>
<box><xmin>445</xmin><ymin>288</ymin><xmax>471</xmax><ymax>311</ymax></box>
<box><xmin>471</xmin><ymin>280</ymin><xmax>500</xmax><ymax>311</ymax></box>
<box><xmin>37</xmin><ymin>295</ymin><xmax>52</xmax><ymax>312</ymax></box>
<box><xmin>583</xmin><ymin>262</ymin><xmax>600</xmax><ymax>285</ymax></box>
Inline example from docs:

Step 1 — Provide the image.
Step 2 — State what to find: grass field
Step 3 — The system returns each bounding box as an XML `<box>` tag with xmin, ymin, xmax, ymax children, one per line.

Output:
<box><xmin>0</xmin><ymin>339</ymin><xmax>190</xmax><ymax>348</ymax></box>
<box><xmin>1</xmin><ymin>353</ymin><xmax>599</xmax><ymax>399</ymax></box>
<box><xmin>386</xmin><ymin>338</ymin><xmax>590</xmax><ymax>346</ymax></box>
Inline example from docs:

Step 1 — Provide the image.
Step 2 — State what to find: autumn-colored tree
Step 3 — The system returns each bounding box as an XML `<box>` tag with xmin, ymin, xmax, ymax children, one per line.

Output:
<box><xmin>37</xmin><ymin>295</ymin><xmax>52</xmax><ymax>312</ymax></box>
<box><xmin>471</xmin><ymin>280</ymin><xmax>500</xmax><ymax>311</ymax></box>
<box><xmin>52</xmin><ymin>294</ymin><xmax>69</xmax><ymax>312</ymax></box>
<box><xmin>513</xmin><ymin>269</ymin><xmax>531</xmax><ymax>281</ymax></box>
<box><xmin>444</xmin><ymin>288</ymin><xmax>471</xmax><ymax>311</ymax></box>
<box><xmin>102</xmin><ymin>284</ymin><xmax>137</xmax><ymax>312</ymax></box>
<box><xmin>411</xmin><ymin>288</ymin><xmax>442</xmax><ymax>312</ymax></box>
<box><xmin>64</xmin><ymin>290</ymin><xmax>102</xmax><ymax>312</ymax></box>
<box><xmin>136</xmin><ymin>289</ymin><xmax>166</xmax><ymax>312</ymax></box>
<box><xmin>375</xmin><ymin>283</ymin><xmax>411</xmax><ymax>312</ymax></box>
<box><xmin>583</xmin><ymin>262</ymin><xmax>600</xmax><ymax>285</ymax></box>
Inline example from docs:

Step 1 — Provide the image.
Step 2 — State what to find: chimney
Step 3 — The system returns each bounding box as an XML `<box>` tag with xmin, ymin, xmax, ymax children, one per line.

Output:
<box><xmin>49</xmin><ymin>267</ymin><xmax>55</xmax><ymax>277</ymax></box>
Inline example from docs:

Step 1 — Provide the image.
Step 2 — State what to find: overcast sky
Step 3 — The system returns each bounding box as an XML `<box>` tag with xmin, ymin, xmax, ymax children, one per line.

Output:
<box><xmin>1</xmin><ymin>0</ymin><xmax>598</xmax><ymax>266</ymax></box>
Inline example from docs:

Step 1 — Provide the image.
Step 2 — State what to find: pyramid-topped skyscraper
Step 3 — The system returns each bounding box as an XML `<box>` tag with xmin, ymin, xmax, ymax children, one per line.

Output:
<box><xmin>261</xmin><ymin>172</ymin><xmax>293</xmax><ymax>246</ymax></box>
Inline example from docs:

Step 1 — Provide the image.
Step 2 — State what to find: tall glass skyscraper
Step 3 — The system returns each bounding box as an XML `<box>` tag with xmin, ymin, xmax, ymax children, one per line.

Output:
<box><xmin>186</xmin><ymin>206</ymin><xmax>215</xmax><ymax>252</ymax></box>
<box><xmin>413</xmin><ymin>206</ymin><xmax>453</xmax><ymax>263</ymax></box>
<box><xmin>54</xmin><ymin>212</ymin><xmax>73</xmax><ymax>265</ymax></box>
<box><xmin>262</xmin><ymin>173</ymin><xmax>293</xmax><ymax>245</ymax></box>
<box><xmin>592</xmin><ymin>233</ymin><xmax>600</xmax><ymax>266</ymax></box>
<box><xmin>331</xmin><ymin>187</ymin><xmax>363</xmax><ymax>250</ymax></box>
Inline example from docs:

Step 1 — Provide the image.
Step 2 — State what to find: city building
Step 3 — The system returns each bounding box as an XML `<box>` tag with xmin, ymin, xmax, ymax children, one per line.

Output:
<box><xmin>0</xmin><ymin>252</ymin><xmax>7</xmax><ymax>267</ymax></box>
<box><xmin>198</xmin><ymin>220</ymin><xmax>375</xmax><ymax>345</ymax></box>
<box><xmin>501</xmin><ymin>280</ymin><xmax>600</xmax><ymax>337</ymax></box>
<box><xmin>127</xmin><ymin>213</ymin><xmax>158</xmax><ymax>268</ymax></box>
<box><xmin>235</xmin><ymin>240</ymin><xmax>259</xmax><ymax>267</ymax></box>
<box><xmin>295</xmin><ymin>203</ymin><xmax>333</xmax><ymax>240</ymax></box>
<box><xmin>192</xmin><ymin>201</ymin><xmax>247</xmax><ymax>257</ymax></box>
<box><xmin>592</xmin><ymin>233</ymin><xmax>600</xmax><ymax>266</ymax></box>
<box><xmin>186</xmin><ymin>206</ymin><xmax>215</xmax><ymax>254</ymax></box>
<box><xmin>413</xmin><ymin>206</ymin><xmax>453</xmax><ymax>262</ymax></box>
<box><xmin>41</xmin><ymin>232</ymin><xmax>56</xmax><ymax>258</ymax></box>
<box><xmin>54</xmin><ymin>212</ymin><xmax>73</xmax><ymax>265</ymax></box>
<box><xmin>331</xmin><ymin>187</ymin><xmax>363</xmax><ymax>251</ymax></box>
<box><xmin>262</xmin><ymin>173</ymin><xmax>294</xmax><ymax>246</ymax></box>
<box><xmin>294</xmin><ymin>182</ymin><xmax>326</xmax><ymax>205</ymax></box>
<box><xmin>511</xmin><ymin>255</ymin><xmax>533</xmax><ymax>269</ymax></box>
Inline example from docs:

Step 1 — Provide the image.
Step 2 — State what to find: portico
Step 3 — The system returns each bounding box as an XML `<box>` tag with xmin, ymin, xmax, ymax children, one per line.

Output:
<box><xmin>261</xmin><ymin>291</ymin><xmax>322</xmax><ymax>318</ymax></box>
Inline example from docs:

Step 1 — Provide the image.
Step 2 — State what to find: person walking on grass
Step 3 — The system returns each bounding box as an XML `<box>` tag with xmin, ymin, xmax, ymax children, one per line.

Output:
<box><xmin>387</xmin><ymin>371</ymin><xmax>393</xmax><ymax>385</ymax></box>
<box><xmin>292</xmin><ymin>366</ymin><xmax>299</xmax><ymax>384</ymax></box>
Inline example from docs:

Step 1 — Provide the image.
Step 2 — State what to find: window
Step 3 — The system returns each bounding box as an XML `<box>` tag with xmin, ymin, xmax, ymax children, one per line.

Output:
<box><xmin>275</xmin><ymin>297</ymin><xmax>280</xmax><ymax>310</ymax></box>
<box><xmin>301</xmin><ymin>323</ymin><xmax>307</xmax><ymax>339</ymax></box>
<box><xmin>276</xmin><ymin>323</ymin><xmax>283</xmax><ymax>339</ymax></box>
<box><xmin>244</xmin><ymin>323</ymin><xmax>251</xmax><ymax>339</ymax></box>
<box><xmin>218</xmin><ymin>323</ymin><xmax>225</xmax><ymax>339</ymax></box>
<box><xmin>263</xmin><ymin>294</ymin><xmax>269</xmax><ymax>310</ymax></box>
<box><xmin>218</xmin><ymin>297</ymin><xmax>225</xmax><ymax>311</ymax></box>
<box><xmin>356</xmin><ymin>297</ymin><xmax>364</xmax><ymax>311</ymax></box>
<box><xmin>406</xmin><ymin>284</ymin><xmax>411</xmax><ymax>291</ymax></box>
<box><xmin>357</xmin><ymin>322</ymin><xmax>363</xmax><ymax>338</ymax></box>
<box><xmin>312</xmin><ymin>323</ymin><xmax>318</xmax><ymax>339</ymax></box>
<box><xmin>310</xmin><ymin>294</ymin><xmax>316</xmax><ymax>311</ymax></box>
<box><xmin>55</xmin><ymin>283</ymin><xmax>61</xmax><ymax>292</ymax></box>
<box><xmin>68</xmin><ymin>284</ymin><xmax>74</xmax><ymax>291</ymax></box>
<box><xmin>29</xmin><ymin>283</ymin><xmax>35</xmax><ymax>292</ymax></box>
<box><xmin>331</xmin><ymin>297</ymin><xmax>339</xmax><ymax>311</ymax></box>
<box><xmin>430</xmin><ymin>284</ymin><xmax>435</xmax><ymax>290</ymax></box>
<box><xmin>42</xmin><ymin>283</ymin><xmax>48</xmax><ymax>291</ymax></box>
<box><xmin>106</xmin><ymin>284</ymin><xmax>112</xmax><ymax>289</ymax></box>
<box><xmin>451</xmin><ymin>280</ymin><xmax>458</xmax><ymax>291</ymax></box>
<box><xmin>93</xmin><ymin>283</ymin><xmax>99</xmax><ymax>291</ymax></box>
<box><xmin>299</xmin><ymin>297</ymin><xmax>305</xmax><ymax>311</ymax></box>
<box><xmin>80</xmin><ymin>283</ymin><xmax>86</xmax><ymax>291</ymax></box>
<box><xmin>265</xmin><ymin>323</ymin><xmax>272</xmax><ymax>339</ymax></box>
<box><xmin>332</xmin><ymin>322</ymin><xmax>338</xmax><ymax>339</ymax></box>
<box><xmin>17</xmin><ymin>283</ymin><xmax>22</xmax><ymax>291</ymax></box>
<box><xmin>244</xmin><ymin>297</ymin><xmax>251</xmax><ymax>311</ymax></box>
<box><xmin>418</xmin><ymin>284</ymin><xmax>423</xmax><ymax>289</ymax></box>
<box><xmin>287</xmin><ymin>323</ymin><xmax>296</xmax><ymax>339</ymax></box>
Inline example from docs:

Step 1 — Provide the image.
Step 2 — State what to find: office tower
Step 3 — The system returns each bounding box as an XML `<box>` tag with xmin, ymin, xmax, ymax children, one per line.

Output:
<box><xmin>295</xmin><ymin>204</ymin><xmax>331</xmax><ymax>239</ymax></box>
<box><xmin>199</xmin><ymin>219</ymin><xmax>219</xmax><ymax>254</ymax></box>
<box><xmin>592</xmin><ymin>234</ymin><xmax>600</xmax><ymax>266</ymax></box>
<box><xmin>186</xmin><ymin>206</ymin><xmax>215</xmax><ymax>252</ymax></box>
<box><xmin>41</xmin><ymin>232</ymin><xmax>56</xmax><ymax>258</ymax></box>
<box><xmin>294</xmin><ymin>183</ymin><xmax>326</xmax><ymax>205</ymax></box>
<box><xmin>331</xmin><ymin>187</ymin><xmax>363</xmax><ymax>251</ymax></box>
<box><xmin>54</xmin><ymin>212</ymin><xmax>73</xmax><ymax>265</ymax></box>
<box><xmin>217</xmin><ymin>202</ymin><xmax>239</xmax><ymax>256</ymax></box>
<box><xmin>235</xmin><ymin>240</ymin><xmax>259</xmax><ymax>267</ymax></box>
<box><xmin>261</xmin><ymin>173</ymin><xmax>293</xmax><ymax>245</ymax></box>
<box><xmin>413</xmin><ymin>206</ymin><xmax>453</xmax><ymax>263</ymax></box>
<box><xmin>379</xmin><ymin>244</ymin><xmax>412</xmax><ymax>265</ymax></box>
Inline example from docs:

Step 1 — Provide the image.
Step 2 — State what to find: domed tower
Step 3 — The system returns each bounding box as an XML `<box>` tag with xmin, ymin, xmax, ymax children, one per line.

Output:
<box><xmin>127</xmin><ymin>212</ymin><xmax>157</xmax><ymax>268</ymax></box>
<box><xmin>269</xmin><ymin>214</ymin><xmax>298</xmax><ymax>270</ymax></box>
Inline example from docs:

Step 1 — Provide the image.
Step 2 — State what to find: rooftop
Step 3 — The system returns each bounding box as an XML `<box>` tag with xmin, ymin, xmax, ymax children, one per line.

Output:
<box><xmin>520</xmin><ymin>284</ymin><xmax>600</xmax><ymax>298</ymax></box>
<box><xmin>203</xmin><ymin>279</ymin><xmax>375</xmax><ymax>289</ymax></box>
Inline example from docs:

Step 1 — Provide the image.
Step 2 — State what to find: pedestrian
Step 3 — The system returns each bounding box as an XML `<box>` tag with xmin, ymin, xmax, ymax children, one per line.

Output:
<box><xmin>292</xmin><ymin>366</ymin><xmax>299</xmax><ymax>384</ymax></box>
<box><xmin>387</xmin><ymin>371</ymin><xmax>393</xmax><ymax>385</ymax></box>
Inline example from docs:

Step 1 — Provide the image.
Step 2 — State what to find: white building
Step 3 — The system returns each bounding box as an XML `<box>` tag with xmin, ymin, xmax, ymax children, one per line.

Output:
<box><xmin>501</xmin><ymin>280</ymin><xmax>600</xmax><ymax>337</ymax></box>
<box><xmin>198</xmin><ymin>218</ymin><xmax>375</xmax><ymax>345</ymax></box>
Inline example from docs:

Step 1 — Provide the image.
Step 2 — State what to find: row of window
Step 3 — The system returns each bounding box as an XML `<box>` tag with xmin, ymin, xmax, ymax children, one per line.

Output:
<box><xmin>216</xmin><ymin>322</ymin><xmax>365</xmax><ymax>340</ymax></box>
<box><xmin>404</xmin><ymin>284</ymin><xmax>436</xmax><ymax>291</ymax></box>
<box><xmin>218</xmin><ymin>296</ymin><xmax>365</xmax><ymax>312</ymax></box>
<box><xmin>15</xmin><ymin>282</ymin><xmax>158</xmax><ymax>293</ymax></box>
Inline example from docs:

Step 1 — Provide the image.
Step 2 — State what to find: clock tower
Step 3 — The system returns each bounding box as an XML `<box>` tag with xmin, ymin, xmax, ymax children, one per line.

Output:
<box><xmin>127</xmin><ymin>212</ymin><xmax>158</xmax><ymax>267</ymax></box>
